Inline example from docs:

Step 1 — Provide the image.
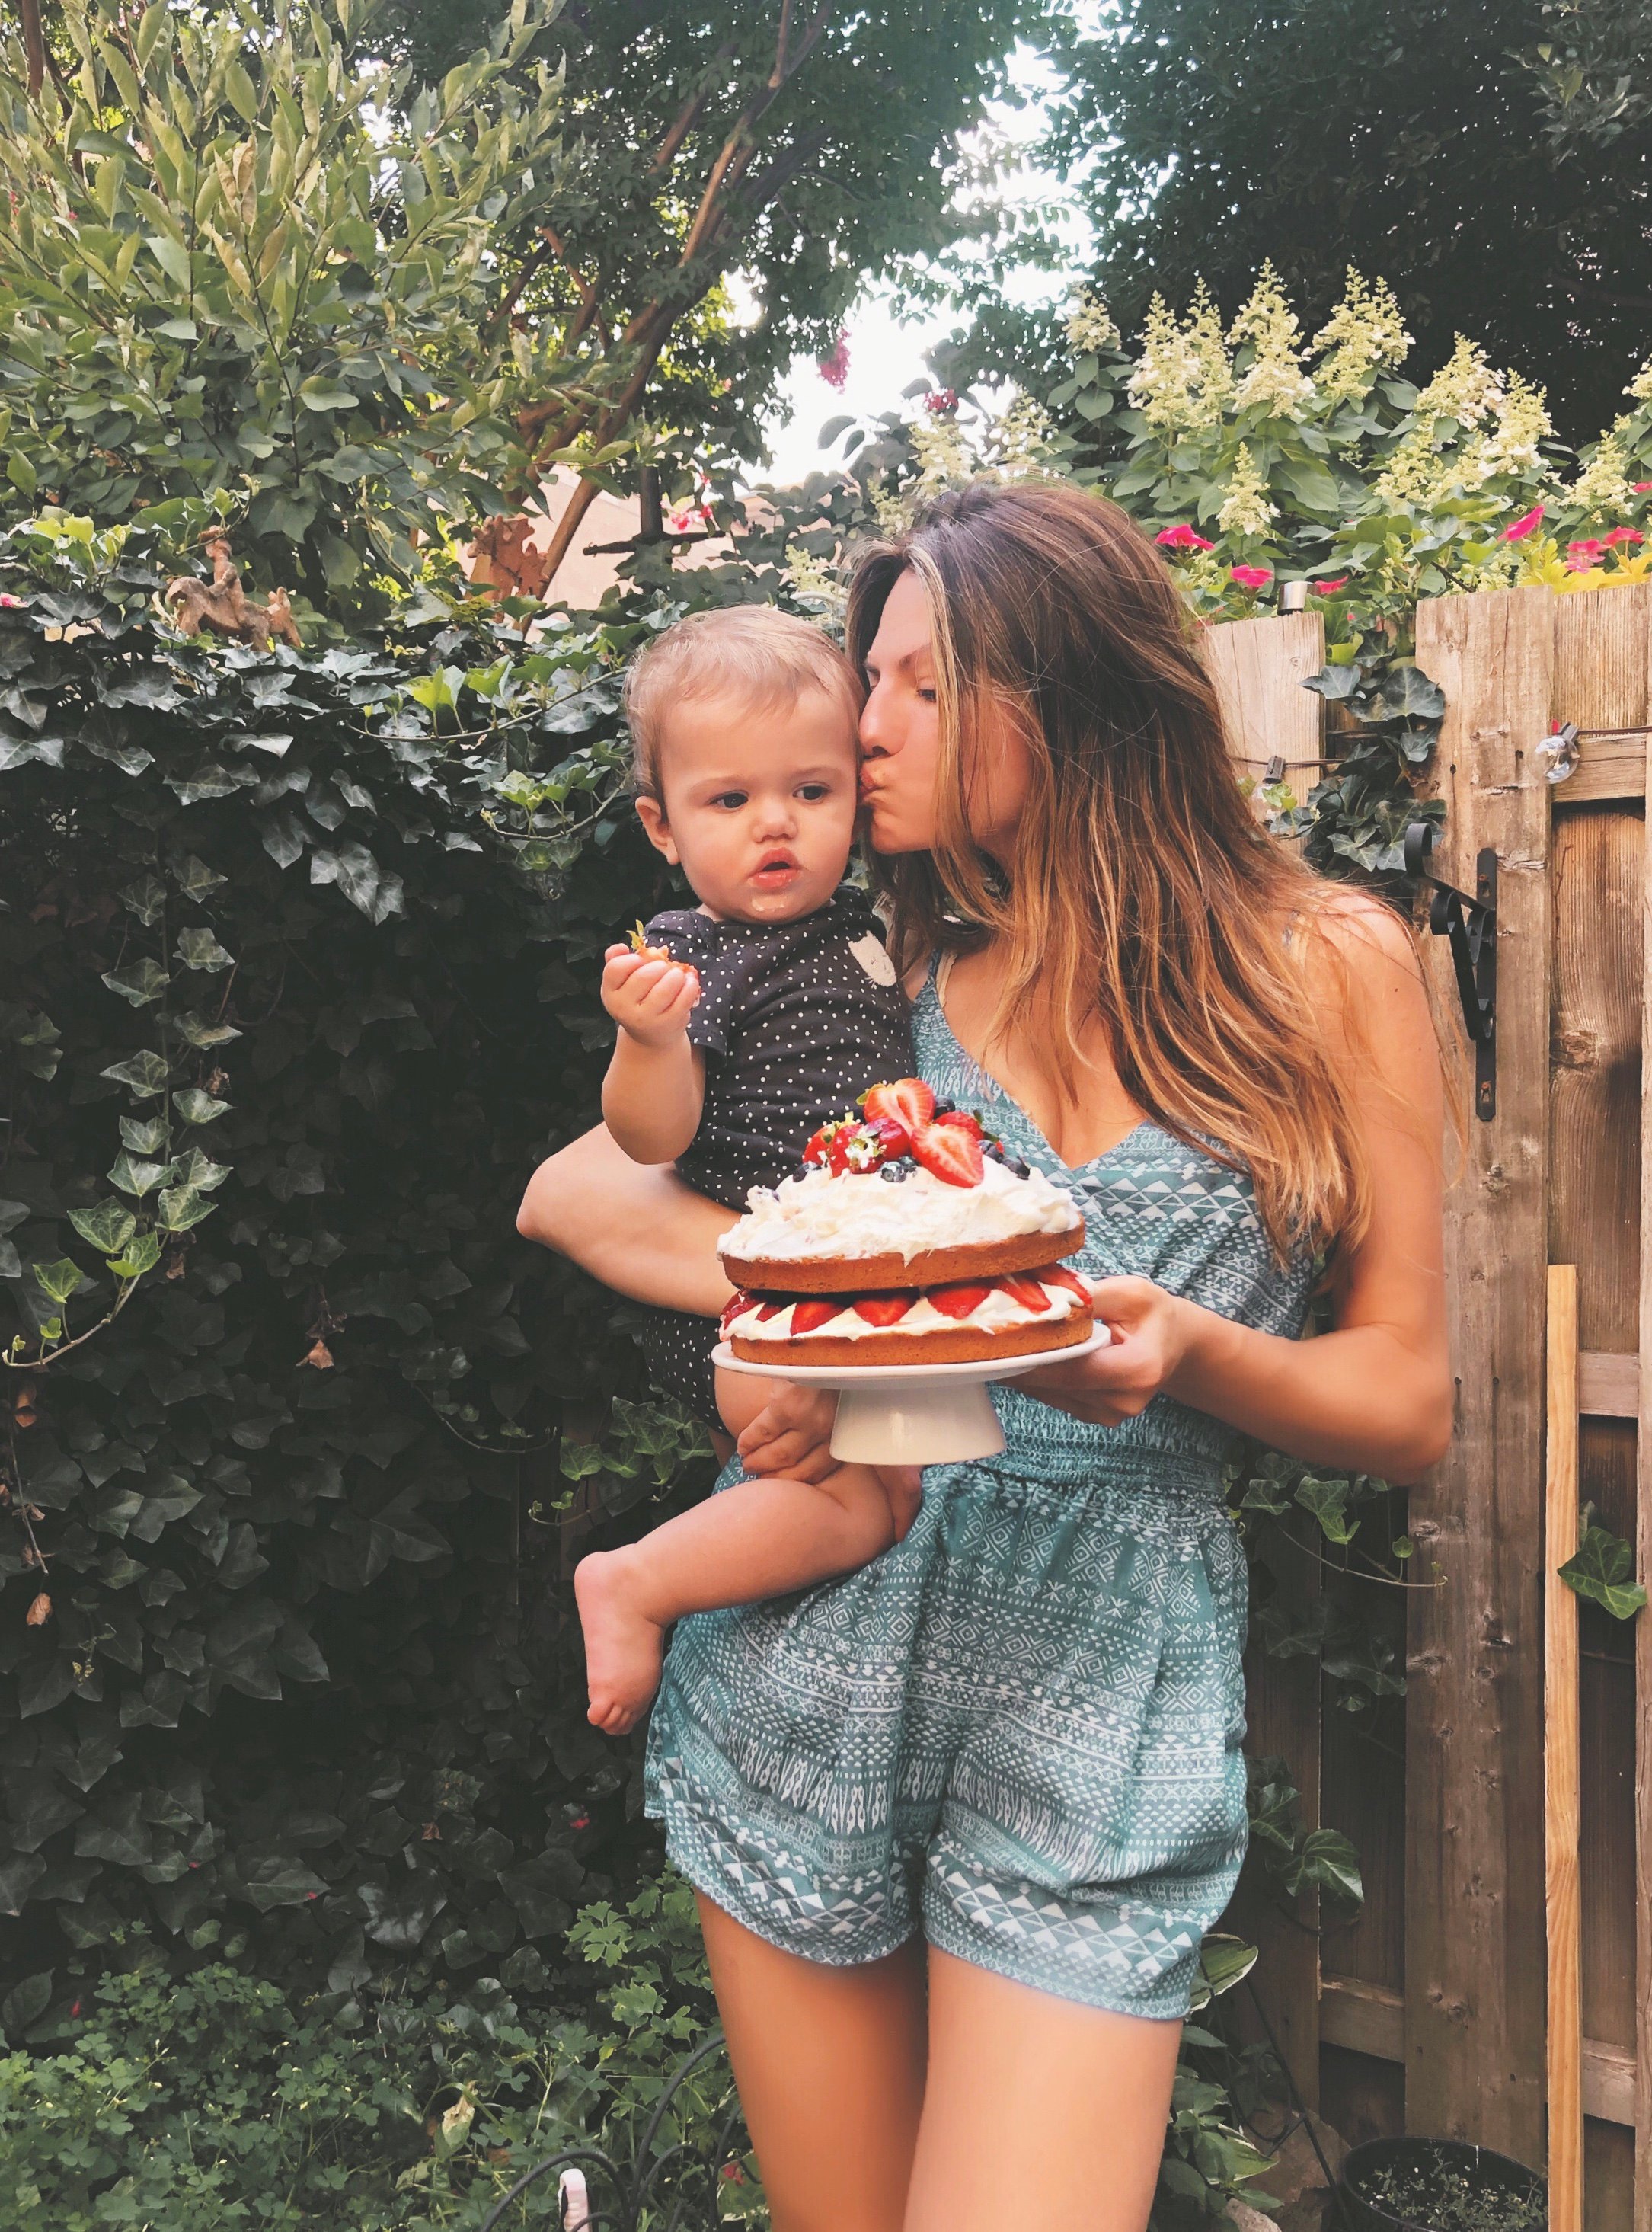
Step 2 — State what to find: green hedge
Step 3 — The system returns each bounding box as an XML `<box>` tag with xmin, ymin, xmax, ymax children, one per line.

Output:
<box><xmin>0</xmin><ymin>516</ymin><xmax>718</xmax><ymax>2028</ymax></box>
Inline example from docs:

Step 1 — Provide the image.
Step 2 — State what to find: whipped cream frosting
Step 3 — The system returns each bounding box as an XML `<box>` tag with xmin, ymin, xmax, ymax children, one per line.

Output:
<box><xmin>726</xmin><ymin>1275</ymin><xmax>1090</xmax><ymax>1344</ymax></box>
<box><xmin>720</xmin><ymin>1157</ymin><xmax>1082</xmax><ymax>1265</ymax></box>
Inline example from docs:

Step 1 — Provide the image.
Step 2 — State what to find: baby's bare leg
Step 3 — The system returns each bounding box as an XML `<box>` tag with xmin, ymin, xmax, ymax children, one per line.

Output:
<box><xmin>576</xmin><ymin>1457</ymin><xmax>899</xmax><ymax>1737</ymax></box>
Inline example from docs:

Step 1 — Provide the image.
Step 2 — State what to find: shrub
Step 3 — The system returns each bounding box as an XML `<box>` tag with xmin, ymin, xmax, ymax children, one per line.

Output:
<box><xmin>0</xmin><ymin>513</ymin><xmax>715</xmax><ymax>2013</ymax></box>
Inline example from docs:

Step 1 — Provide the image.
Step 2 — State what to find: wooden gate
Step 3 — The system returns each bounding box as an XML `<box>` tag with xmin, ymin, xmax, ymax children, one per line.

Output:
<box><xmin>1206</xmin><ymin>584</ymin><xmax>1651</xmax><ymax>2232</ymax></box>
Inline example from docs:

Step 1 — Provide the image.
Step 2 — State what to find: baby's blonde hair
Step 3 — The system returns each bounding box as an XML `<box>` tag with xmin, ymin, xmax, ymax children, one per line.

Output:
<box><xmin>623</xmin><ymin>606</ymin><xmax>860</xmax><ymax>800</ymax></box>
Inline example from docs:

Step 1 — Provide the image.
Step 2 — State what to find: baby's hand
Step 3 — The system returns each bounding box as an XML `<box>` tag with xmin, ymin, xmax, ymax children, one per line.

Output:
<box><xmin>602</xmin><ymin>943</ymin><xmax>701</xmax><ymax>1048</ymax></box>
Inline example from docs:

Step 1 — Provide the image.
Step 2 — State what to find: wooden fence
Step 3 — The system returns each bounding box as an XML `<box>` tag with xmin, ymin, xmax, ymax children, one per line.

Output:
<box><xmin>1206</xmin><ymin>584</ymin><xmax>1651</xmax><ymax>2232</ymax></box>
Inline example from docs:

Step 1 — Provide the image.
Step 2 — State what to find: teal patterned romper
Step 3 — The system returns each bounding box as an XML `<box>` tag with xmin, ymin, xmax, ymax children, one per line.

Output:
<box><xmin>645</xmin><ymin>962</ymin><xmax>1315</xmax><ymax>2017</ymax></box>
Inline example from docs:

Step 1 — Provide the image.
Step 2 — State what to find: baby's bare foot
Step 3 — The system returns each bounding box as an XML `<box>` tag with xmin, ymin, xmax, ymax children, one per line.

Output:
<box><xmin>574</xmin><ymin>1549</ymin><xmax>666</xmax><ymax>1736</ymax></box>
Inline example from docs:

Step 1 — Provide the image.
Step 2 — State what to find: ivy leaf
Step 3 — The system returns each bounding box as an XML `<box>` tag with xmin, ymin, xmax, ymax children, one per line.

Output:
<box><xmin>1302</xmin><ymin>662</ymin><xmax>1362</xmax><ymax>702</ymax></box>
<box><xmin>174</xmin><ymin>928</ymin><xmax>235</xmax><ymax>972</ymax></box>
<box><xmin>359</xmin><ymin>1876</ymin><xmax>447</xmax><ymax>1951</ymax></box>
<box><xmin>310</xmin><ymin>841</ymin><xmax>404</xmax><ymax>923</ymax></box>
<box><xmin>68</xmin><ymin>1200</ymin><xmax>137</xmax><ymax>1255</ymax></box>
<box><xmin>173</xmin><ymin>1088</ymin><xmax>231</xmax><ymax>1125</ymax></box>
<box><xmin>1560</xmin><ymin>1523</ymin><xmax>1647</xmax><ymax>1621</ymax></box>
<box><xmin>101</xmin><ymin>1050</ymin><xmax>170</xmax><ymax>1099</ymax></box>
<box><xmin>0</xmin><ymin>1200</ymin><xmax>27</xmax><ymax>1237</ymax></box>
<box><xmin>174</xmin><ymin>1011</ymin><xmax>242</xmax><ymax>1048</ymax></box>
<box><xmin>1366</xmin><ymin>663</ymin><xmax>1446</xmax><ymax>722</ymax></box>
<box><xmin>107</xmin><ymin>1231</ymin><xmax>165</xmax><ymax>1279</ymax></box>
<box><xmin>157</xmin><ymin>1183</ymin><xmax>216</xmax><ymax>1232</ymax></box>
<box><xmin>172</xmin><ymin>1148</ymin><xmax>231</xmax><ymax>1192</ymax></box>
<box><xmin>241</xmin><ymin>1855</ymin><xmax>330</xmax><ymax>1911</ymax></box>
<box><xmin>101</xmin><ymin>958</ymin><xmax>170</xmax><ymax>1007</ymax></box>
<box><xmin>1295</xmin><ymin>1474</ymin><xmax>1357</xmax><ymax>1546</ymax></box>
<box><xmin>0</xmin><ymin>1972</ymin><xmax>53</xmax><ymax>2040</ymax></box>
<box><xmin>118</xmin><ymin>874</ymin><xmax>168</xmax><ymax>925</ymax></box>
<box><xmin>172</xmin><ymin>855</ymin><xmax>228</xmax><ymax>898</ymax></box>
<box><xmin>119</xmin><ymin>1116</ymin><xmax>168</xmax><ymax>1156</ymax></box>
<box><xmin>1284</xmin><ymin>1827</ymin><xmax>1365</xmax><ymax>1914</ymax></box>
<box><xmin>32</xmin><ymin>1258</ymin><xmax>86</xmax><ymax>1306</ymax></box>
<box><xmin>108</xmin><ymin>1150</ymin><xmax>172</xmax><ymax>1198</ymax></box>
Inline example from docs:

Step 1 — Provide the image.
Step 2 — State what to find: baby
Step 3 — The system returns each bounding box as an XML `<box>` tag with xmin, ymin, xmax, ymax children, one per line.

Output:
<box><xmin>574</xmin><ymin>606</ymin><xmax>919</xmax><ymax>1734</ymax></box>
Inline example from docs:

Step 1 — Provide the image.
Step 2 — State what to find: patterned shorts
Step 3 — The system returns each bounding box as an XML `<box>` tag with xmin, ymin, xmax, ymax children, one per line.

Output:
<box><xmin>644</xmin><ymin>1449</ymin><xmax>1250</xmax><ymax>2019</ymax></box>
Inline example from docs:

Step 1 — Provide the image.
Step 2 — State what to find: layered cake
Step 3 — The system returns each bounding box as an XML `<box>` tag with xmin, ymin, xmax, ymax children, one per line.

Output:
<box><xmin>717</xmin><ymin>1079</ymin><xmax>1095</xmax><ymax>1367</ymax></box>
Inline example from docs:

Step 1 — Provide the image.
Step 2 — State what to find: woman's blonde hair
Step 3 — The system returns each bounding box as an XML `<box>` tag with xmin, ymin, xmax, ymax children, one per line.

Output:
<box><xmin>624</xmin><ymin>605</ymin><xmax>858</xmax><ymax>800</ymax></box>
<box><xmin>846</xmin><ymin>478</ymin><xmax>1379</xmax><ymax>1258</ymax></box>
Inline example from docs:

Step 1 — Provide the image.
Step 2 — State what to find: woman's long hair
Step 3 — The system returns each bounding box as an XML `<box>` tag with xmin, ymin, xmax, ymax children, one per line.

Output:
<box><xmin>846</xmin><ymin>478</ymin><xmax>1377</xmax><ymax>1258</ymax></box>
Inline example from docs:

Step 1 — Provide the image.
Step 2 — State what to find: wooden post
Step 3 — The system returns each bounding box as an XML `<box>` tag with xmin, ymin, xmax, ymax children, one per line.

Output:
<box><xmin>1546</xmin><ymin>1264</ymin><xmax>1582</xmax><ymax>2232</ymax></box>
<box><xmin>1408</xmin><ymin>589</ymin><xmax>1553</xmax><ymax>2160</ymax></box>
<box><xmin>1638</xmin><ymin>721</ymin><xmax>1652</xmax><ymax>2232</ymax></box>
<box><xmin>1205</xmin><ymin>609</ymin><xmax>1325</xmax><ymax>808</ymax></box>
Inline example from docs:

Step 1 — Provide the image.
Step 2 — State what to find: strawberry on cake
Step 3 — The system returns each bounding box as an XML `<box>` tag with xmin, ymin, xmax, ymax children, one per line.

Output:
<box><xmin>717</xmin><ymin>1079</ymin><xmax>1094</xmax><ymax>1367</ymax></box>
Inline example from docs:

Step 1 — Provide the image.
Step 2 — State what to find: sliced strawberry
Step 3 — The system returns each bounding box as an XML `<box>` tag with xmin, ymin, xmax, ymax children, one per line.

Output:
<box><xmin>910</xmin><ymin>1121</ymin><xmax>984</xmax><ymax>1188</ymax></box>
<box><xmin>719</xmin><ymin>1293</ymin><xmax>749</xmax><ymax>1335</ymax></box>
<box><xmin>1041</xmin><ymin>1265</ymin><xmax>1091</xmax><ymax>1301</ymax></box>
<box><xmin>852</xmin><ymin>1291</ymin><xmax>918</xmax><ymax>1326</ymax></box>
<box><xmin>999</xmin><ymin>1274</ymin><xmax>1053</xmax><ymax>1313</ymax></box>
<box><xmin>789</xmin><ymin>1298</ymin><xmax>841</xmax><ymax>1334</ymax></box>
<box><xmin>754</xmin><ymin>1299</ymin><xmax>789</xmax><ymax>1322</ymax></box>
<box><xmin>862</xmin><ymin>1079</ymin><xmax>935</xmax><ymax>1138</ymax></box>
<box><xmin>935</xmin><ymin>1108</ymin><xmax>983</xmax><ymax>1140</ymax></box>
<box><xmin>925</xmin><ymin>1281</ymin><xmax>993</xmax><ymax>1320</ymax></box>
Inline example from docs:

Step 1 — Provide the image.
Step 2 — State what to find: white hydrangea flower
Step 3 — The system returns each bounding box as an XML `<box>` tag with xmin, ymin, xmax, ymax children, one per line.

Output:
<box><xmin>1228</xmin><ymin>262</ymin><xmax>1315</xmax><ymax>417</ymax></box>
<box><xmin>1065</xmin><ymin>288</ymin><xmax>1120</xmax><ymax>357</ymax></box>
<box><xmin>1478</xmin><ymin>373</ymin><xmax>1552</xmax><ymax>477</ymax></box>
<box><xmin>1626</xmin><ymin>356</ymin><xmax>1652</xmax><ymax>405</ymax></box>
<box><xmin>1309</xmin><ymin>270</ymin><xmax>1412</xmax><ymax>405</ymax></box>
<box><xmin>1217</xmin><ymin>443</ymin><xmax>1278</xmax><ymax>536</ymax></box>
<box><xmin>1412</xmin><ymin>335</ymin><xmax>1505</xmax><ymax>429</ymax></box>
<box><xmin>909</xmin><ymin>414</ymin><xmax>970</xmax><ymax>490</ymax></box>
<box><xmin>1128</xmin><ymin>284</ymin><xmax>1233</xmax><ymax>433</ymax></box>
<box><xmin>994</xmin><ymin>392</ymin><xmax>1055</xmax><ymax>474</ymax></box>
<box><xmin>1568</xmin><ymin>433</ymin><xmax>1636</xmax><ymax>520</ymax></box>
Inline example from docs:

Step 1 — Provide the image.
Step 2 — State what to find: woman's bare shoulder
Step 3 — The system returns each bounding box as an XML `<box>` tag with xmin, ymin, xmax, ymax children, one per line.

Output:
<box><xmin>1291</xmin><ymin>881</ymin><xmax>1421</xmax><ymax>993</ymax></box>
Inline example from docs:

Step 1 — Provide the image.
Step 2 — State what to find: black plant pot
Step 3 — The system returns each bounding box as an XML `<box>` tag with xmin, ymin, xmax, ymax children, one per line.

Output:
<box><xmin>1337</xmin><ymin>2138</ymin><xmax>1545</xmax><ymax>2232</ymax></box>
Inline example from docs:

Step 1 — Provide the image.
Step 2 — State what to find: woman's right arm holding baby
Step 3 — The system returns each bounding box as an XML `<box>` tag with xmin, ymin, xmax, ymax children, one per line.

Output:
<box><xmin>599</xmin><ymin>945</ymin><xmax>705</xmax><ymax>1166</ymax></box>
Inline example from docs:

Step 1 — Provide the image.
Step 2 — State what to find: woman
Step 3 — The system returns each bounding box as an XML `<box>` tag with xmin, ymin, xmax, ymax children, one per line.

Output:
<box><xmin>519</xmin><ymin>482</ymin><xmax>1449</xmax><ymax>2232</ymax></box>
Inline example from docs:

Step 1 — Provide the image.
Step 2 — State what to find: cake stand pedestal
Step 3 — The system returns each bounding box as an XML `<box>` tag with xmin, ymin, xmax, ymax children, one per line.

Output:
<box><xmin>711</xmin><ymin>1326</ymin><xmax>1111</xmax><ymax>1466</ymax></box>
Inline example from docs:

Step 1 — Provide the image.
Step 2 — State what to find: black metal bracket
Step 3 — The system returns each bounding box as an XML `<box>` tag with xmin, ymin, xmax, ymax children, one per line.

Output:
<box><xmin>1404</xmin><ymin>821</ymin><xmax>1497</xmax><ymax>1121</ymax></box>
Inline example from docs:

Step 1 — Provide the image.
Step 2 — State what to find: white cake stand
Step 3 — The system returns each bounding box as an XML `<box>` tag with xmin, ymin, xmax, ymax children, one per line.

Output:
<box><xmin>712</xmin><ymin>1325</ymin><xmax>1111</xmax><ymax>1466</ymax></box>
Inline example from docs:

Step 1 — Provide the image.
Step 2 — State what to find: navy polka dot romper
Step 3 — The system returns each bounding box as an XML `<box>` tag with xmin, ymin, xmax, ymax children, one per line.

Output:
<box><xmin>636</xmin><ymin>891</ymin><xmax>912</xmax><ymax>1416</ymax></box>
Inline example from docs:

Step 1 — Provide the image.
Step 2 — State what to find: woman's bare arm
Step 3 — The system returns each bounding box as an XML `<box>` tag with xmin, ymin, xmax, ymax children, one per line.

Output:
<box><xmin>1022</xmin><ymin>893</ymin><xmax>1452</xmax><ymax>1480</ymax></box>
<box><xmin>517</xmin><ymin>1124</ymin><xmax>736</xmax><ymax>1316</ymax></box>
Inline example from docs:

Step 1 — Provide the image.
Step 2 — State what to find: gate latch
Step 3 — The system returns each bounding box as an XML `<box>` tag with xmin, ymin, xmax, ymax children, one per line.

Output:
<box><xmin>1403</xmin><ymin>821</ymin><xmax>1497</xmax><ymax>1121</ymax></box>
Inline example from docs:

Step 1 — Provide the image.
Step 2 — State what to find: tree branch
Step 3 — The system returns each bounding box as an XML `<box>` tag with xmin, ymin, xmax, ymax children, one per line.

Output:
<box><xmin>20</xmin><ymin>0</ymin><xmax>45</xmax><ymax>98</ymax></box>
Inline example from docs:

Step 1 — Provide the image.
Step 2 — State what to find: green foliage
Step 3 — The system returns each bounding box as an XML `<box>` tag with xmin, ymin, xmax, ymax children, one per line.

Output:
<box><xmin>0</xmin><ymin>514</ymin><xmax>724</xmax><ymax>1994</ymax></box>
<box><xmin>0</xmin><ymin>1877</ymin><xmax>749</xmax><ymax>2229</ymax></box>
<box><xmin>999</xmin><ymin>0</ymin><xmax>1650</xmax><ymax>443</ymax></box>
<box><xmin>1559</xmin><ymin>1514</ymin><xmax>1647</xmax><ymax>1621</ymax></box>
<box><xmin>0</xmin><ymin>0</ymin><xmax>570</xmax><ymax>613</ymax></box>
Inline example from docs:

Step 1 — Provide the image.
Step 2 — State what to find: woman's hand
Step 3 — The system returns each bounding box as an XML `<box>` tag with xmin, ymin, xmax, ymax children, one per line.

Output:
<box><xmin>737</xmin><ymin>1385</ymin><xmax>841</xmax><ymax>1484</ymax></box>
<box><xmin>1018</xmin><ymin>1277</ymin><xmax>1195</xmax><ymax>1426</ymax></box>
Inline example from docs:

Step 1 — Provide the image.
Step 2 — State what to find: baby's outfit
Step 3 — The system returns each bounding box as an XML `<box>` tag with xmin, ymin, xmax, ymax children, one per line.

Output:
<box><xmin>634</xmin><ymin>891</ymin><xmax>911</xmax><ymax>1415</ymax></box>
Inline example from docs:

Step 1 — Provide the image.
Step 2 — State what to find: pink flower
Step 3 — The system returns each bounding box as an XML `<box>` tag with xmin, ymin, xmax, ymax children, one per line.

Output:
<box><xmin>1502</xmin><ymin>504</ymin><xmax>1545</xmax><ymax>541</ymax></box>
<box><xmin>0</xmin><ymin>594</ymin><xmax>21</xmax><ymax>608</ymax></box>
<box><xmin>1155</xmin><ymin>524</ymin><xmax>1213</xmax><ymax>552</ymax></box>
<box><xmin>570</xmin><ymin>1813</ymin><xmax>590</xmax><ymax>1830</ymax></box>
<box><xmin>1635</xmin><ymin>482</ymin><xmax>1652</xmax><ymax>494</ymax></box>
<box><xmin>924</xmin><ymin>388</ymin><xmax>957</xmax><ymax>414</ymax></box>
<box><xmin>1564</xmin><ymin>539</ymin><xmax>1606</xmax><ymax>572</ymax></box>
<box><xmin>818</xmin><ymin>332</ymin><xmax>850</xmax><ymax>392</ymax></box>
<box><xmin>1603</xmin><ymin>526</ymin><xmax>1643</xmax><ymax>545</ymax></box>
<box><xmin>1312</xmin><ymin>577</ymin><xmax>1350</xmax><ymax>595</ymax></box>
<box><xmin>1229</xmin><ymin>564</ymin><xmax>1273</xmax><ymax>590</ymax></box>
